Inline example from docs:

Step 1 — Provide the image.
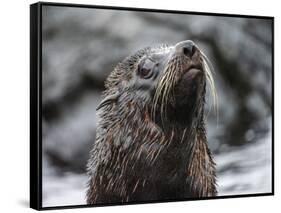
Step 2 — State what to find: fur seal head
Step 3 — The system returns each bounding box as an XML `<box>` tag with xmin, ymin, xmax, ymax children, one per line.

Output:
<box><xmin>97</xmin><ymin>40</ymin><xmax>216</xmax><ymax>129</ymax></box>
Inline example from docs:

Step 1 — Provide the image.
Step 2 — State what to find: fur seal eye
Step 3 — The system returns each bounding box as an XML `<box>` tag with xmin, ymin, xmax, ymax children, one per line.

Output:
<box><xmin>139</xmin><ymin>67</ymin><xmax>152</xmax><ymax>79</ymax></box>
<box><xmin>138</xmin><ymin>59</ymin><xmax>154</xmax><ymax>79</ymax></box>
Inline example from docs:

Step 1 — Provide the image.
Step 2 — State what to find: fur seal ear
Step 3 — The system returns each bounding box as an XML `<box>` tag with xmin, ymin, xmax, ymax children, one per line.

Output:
<box><xmin>96</xmin><ymin>92</ymin><xmax>120</xmax><ymax>111</ymax></box>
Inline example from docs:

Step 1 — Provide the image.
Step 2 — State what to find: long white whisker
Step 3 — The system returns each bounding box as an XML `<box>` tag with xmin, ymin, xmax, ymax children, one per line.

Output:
<box><xmin>202</xmin><ymin>57</ymin><xmax>219</xmax><ymax>125</ymax></box>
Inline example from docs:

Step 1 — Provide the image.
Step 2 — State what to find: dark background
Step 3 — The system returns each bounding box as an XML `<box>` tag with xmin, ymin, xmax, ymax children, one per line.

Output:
<box><xmin>41</xmin><ymin>5</ymin><xmax>272</xmax><ymax>207</ymax></box>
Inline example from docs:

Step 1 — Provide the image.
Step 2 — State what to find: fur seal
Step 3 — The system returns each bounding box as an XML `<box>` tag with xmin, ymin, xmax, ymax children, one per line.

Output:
<box><xmin>86</xmin><ymin>40</ymin><xmax>217</xmax><ymax>204</ymax></box>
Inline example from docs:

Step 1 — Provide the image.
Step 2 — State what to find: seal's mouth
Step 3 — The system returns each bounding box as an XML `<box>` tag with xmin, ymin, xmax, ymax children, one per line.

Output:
<box><xmin>182</xmin><ymin>63</ymin><xmax>203</xmax><ymax>78</ymax></box>
<box><xmin>178</xmin><ymin>62</ymin><xmax>204</xmax><ymax>90</ymax></box>
<box><xmin>184</xmin><ymin>63</ymin><xmax>203</xmax><ymax>72</ymax></box>
<box><xmin>182</xmin><ymin>68</ymin><xmax>203</xmax><ymax>82</ymax></box>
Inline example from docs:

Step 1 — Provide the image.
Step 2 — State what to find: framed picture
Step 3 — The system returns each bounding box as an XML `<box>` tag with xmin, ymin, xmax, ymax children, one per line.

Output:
<box><xmin>30</xmin><ymin>2</ymin><xmax>274</xmax><ymax>210</ymax></box>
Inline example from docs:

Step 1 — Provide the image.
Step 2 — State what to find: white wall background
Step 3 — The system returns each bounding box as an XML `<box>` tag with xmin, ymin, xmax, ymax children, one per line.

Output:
<box><xmin>0</xmin><ymin>0</ymin><xmax>279</xmax><ymax>212</ymax></box>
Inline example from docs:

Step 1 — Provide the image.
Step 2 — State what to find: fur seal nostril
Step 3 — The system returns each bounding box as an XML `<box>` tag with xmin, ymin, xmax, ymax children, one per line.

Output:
<box><xmin>183</xmin><ymin>45</ymin><xmax>196</xmax><ymax>58</ymax></box>
<box><xmin>86</xmin><ymin>41</ymin><xmax>217</xmax><ymax>204</ymax></box>
<box><xmin>175</xmin><ymin>40</ymin><xmax>196</xmax><ymax>58</ymax></box>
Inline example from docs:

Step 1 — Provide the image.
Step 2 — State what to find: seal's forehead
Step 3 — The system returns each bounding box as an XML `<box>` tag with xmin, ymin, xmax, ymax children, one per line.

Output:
<box><xmin>144</xmin><ymin>45</ymin><xmax>173</xmax><ymax>61</ymax></box>
<box><xmin>150</xmin><ymin>44</ymin><xmax>172</xmax><ymax>53</ymax></box>
<box><xmin>122</xmin><ymin>44</ymin><xmax>172</xmax><ymax>69</ymax></box>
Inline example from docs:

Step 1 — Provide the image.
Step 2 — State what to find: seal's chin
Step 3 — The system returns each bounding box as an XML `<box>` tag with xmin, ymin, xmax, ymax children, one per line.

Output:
<box><xmin>177</xmin><ymin>68</ymin><xmax>203</xmax><ymax>99</ymax></box>
<box><xmin>159</xmin><ymin>68</ymin><xmax>202</xmax><ymax>125</ymax></box>
<box><xmin>159</xmin><ymin>68</ymin><xmax>203</xmax><ymax>126</ymax></box>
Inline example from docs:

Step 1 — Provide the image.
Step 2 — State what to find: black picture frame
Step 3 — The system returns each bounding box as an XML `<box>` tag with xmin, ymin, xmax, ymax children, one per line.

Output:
<box><xmin>30</xmin><ymin>1</ymin><xmax>274</xmax><ymax>210</ymax></box>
